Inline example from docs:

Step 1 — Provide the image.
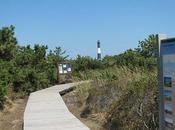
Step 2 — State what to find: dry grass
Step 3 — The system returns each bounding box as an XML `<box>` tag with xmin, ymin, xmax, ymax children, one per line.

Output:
<box><xmin>0</xmin><ymin>97</ymin><xmax>28</xmax><ymax>130</ymax></box>
<box><xmin>72</xmin><ymin>66</ymin><xmax>158</xmax><ymax>130</ymax></box>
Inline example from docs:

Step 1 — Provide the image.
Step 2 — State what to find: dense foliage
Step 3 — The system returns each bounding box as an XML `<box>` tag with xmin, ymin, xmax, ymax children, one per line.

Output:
<box><xmin>0</xmin><ymin>26</ymin><xmax>67</xmax><ymax>108</ymax></box>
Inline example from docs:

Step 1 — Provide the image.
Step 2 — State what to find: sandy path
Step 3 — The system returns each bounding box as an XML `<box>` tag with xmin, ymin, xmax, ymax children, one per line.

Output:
<box><xmin>0</xmin><ymin>97</ymin><xmax>28</xmax><ymax>130</ymax></box>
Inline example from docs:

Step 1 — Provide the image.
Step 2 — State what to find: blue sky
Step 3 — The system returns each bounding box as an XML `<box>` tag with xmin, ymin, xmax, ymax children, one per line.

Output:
<box><xmin>1</xmin><ymin>0</ymin><xmax>175</xmax><ymax>58</ymax></box>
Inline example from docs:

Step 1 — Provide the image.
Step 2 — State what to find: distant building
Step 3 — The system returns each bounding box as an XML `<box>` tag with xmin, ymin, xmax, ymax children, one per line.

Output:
<box><xmin>97</xmin><ymin>40</ymin><xmax>101</xmax><ymax>60</ymax></box>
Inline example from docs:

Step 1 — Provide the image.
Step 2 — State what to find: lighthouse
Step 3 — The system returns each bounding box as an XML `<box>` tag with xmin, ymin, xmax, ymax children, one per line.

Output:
<box><xmin>97</xmin><ymin>40</ymin><xmax>101</xmax><ymax>60</ymax></box>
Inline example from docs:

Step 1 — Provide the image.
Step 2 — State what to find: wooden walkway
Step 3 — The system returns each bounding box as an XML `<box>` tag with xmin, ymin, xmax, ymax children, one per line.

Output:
<box><xmin>23</xmin><ymin>82</ymin><xmax>90</xmax><ymax>130</ymax></box>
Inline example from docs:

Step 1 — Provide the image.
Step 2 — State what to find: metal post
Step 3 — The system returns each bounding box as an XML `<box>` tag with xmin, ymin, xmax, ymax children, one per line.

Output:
<box><xmin>157</xmin><ymin>34</ymin><xmax>167</xmax><ymax>130</ymax></box>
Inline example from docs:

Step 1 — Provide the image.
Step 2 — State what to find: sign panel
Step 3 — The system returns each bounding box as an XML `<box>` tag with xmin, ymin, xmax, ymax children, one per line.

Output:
<box><xmin>58</xmin><ymin>63</ymin><xmax>72</xmax><ymax>74</ymax></box>
<box><xmin>159</xmin><ymin>37</ymin><xmax>175</xmax><ymax>130</ymax></box>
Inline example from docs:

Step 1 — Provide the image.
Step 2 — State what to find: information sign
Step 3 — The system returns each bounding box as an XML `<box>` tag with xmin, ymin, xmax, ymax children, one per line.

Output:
<box><xmin>158</xmin><ymin>35</ymin><xmax>175</xmax><ymax>130</ymax></box>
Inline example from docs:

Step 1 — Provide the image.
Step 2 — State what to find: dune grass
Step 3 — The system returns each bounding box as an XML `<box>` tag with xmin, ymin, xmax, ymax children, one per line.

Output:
<box><xmin>73</xmin><ymin>66</ymin><xmax>158</xmax><ymax>130</ymax></box>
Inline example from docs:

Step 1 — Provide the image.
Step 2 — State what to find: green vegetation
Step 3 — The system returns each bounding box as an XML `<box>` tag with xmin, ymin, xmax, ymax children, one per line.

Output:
<box><xmin>73</xmin><ymin>68</ymin><xmax>158</xmax><ymax>130</ymax></box>
<box><xmin>72</xmin><ymin>35</ymin><xmax>158</xmax><ymax>130</ymax></box>
<box><xmin>0</xmin><ymin>25</ymin><xmax>158</xmax><ymax>129</ymax></box>
<box><xmin>0</xmin><ymin>26</ymin><xmax>67</xmax><ymax>109</ymax></box>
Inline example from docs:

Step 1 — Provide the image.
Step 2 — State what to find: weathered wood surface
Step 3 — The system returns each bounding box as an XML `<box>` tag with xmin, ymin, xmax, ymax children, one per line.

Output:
<box><xmin>24</xmin><ymin>82</ymin><xmax>90</xmax><ymax>130</ymax></box>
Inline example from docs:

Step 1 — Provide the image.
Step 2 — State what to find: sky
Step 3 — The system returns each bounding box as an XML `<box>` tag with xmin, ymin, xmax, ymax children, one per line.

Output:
<box><xmin>1</xmin><ymin>0</ymin><xmax>175</xmax><ymax>58</ymax></box>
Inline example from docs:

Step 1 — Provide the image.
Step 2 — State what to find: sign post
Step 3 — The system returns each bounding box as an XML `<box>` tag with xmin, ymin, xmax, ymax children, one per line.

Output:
<box><xmin>57</xmin><ymin>63</ymin><xmax>72</xmax><ymax>84</ymax></box>
<box><xmin>158</xmin><ymin>34</ymin><xmax>175</xmax><ymax>130</ymax></box>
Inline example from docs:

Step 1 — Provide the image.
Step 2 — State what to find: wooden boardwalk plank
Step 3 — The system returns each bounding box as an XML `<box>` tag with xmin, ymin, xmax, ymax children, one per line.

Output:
<box><xmin>24</xmin><ymin>82</ymin><xmax>90</xmax><ymax>130</ymax></box>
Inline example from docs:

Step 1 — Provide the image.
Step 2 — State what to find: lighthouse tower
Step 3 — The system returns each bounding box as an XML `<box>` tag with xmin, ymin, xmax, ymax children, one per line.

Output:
<box><xmin>97</xmin><ymin>40</ymin><xmax>101</xmax><ymax>60</ymax></box>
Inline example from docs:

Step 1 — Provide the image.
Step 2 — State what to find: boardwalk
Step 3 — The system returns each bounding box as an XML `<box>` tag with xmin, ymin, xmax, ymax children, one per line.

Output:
<box><xmin>24</xmin><ymin>82</ymin><xmax>90</xmax><ymax>130</ymax></box>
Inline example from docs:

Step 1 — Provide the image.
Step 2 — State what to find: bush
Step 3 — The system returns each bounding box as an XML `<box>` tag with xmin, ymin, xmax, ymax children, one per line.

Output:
<box><xmin>105</xmin><ymin>71</ymin><xmax>158</xmax><ymax>130</ymax></box>
<box><xmin>72</xmin><ymin>55</ymin><xmax>104</xmax><ymax>72</ymax></box>
<box><xmin>74</xmin><ymin>67</ymin><xmax>158</xmax><ymax>130</ymax></box>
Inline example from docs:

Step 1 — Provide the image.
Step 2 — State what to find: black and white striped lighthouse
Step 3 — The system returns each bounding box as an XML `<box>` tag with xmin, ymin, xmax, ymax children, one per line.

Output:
<box><xmin>97</xmin><ymin>40</ymin><xmax>101</xmax><ymax>60</ymax></box>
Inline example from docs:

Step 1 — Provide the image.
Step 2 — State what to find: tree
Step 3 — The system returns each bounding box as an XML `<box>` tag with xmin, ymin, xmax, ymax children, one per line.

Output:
<box><xmin>33</xmin><ymin>44</ymin><xmax>47</xmax><ymax>64</ymax></box>
<box><xmin>110</xmin><ymin>35</ymin><xmax>157</xmax><ymax>70</ymax></box>
<box><xmin>47</xmin><ymin>47</ymin><xmax>68</xmax><ymax>65</ymax></box>
<box><xmin>0</xmin><ymin>25</ymin><xmax>18</xmax><ymax>107</ymax></box>
<box><xmin>0</xmin><ymin>25</ymin><xmax>17</xmax><ymax>61</ymax></box>
<box><xmin>72</xmin><ymin>55</ymin><xmax>103</xmax><ymax>72</ymax></box>
<box><xmin>15</xmin><ymin>45</ymin><xmax>34</xmax><ymax>67</ymax></box>
<box><xmin>136</xmin><ymin>34</ymin><xmax>157</xmax><ymax>58</ymax></box>
<box><xmin>46</xmin><ymin>47</ymin><xmax>68</xmax><ymax>83</ymax></box>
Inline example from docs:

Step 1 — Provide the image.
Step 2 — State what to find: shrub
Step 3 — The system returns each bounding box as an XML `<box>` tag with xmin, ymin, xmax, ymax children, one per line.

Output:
<box><xmin>74</xmin><ymin>67</ymin><xmax>158</xmax><ymax>130</ymax></box>
<box><xmin>105</xmin><ymin>71</ymin><xmax>158</xmax><ymax>130</ymax></box>
<box><xmin>72</xmin><ymin>55</ymin><xmax>104</xmax><ymax>72</ymax></box>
